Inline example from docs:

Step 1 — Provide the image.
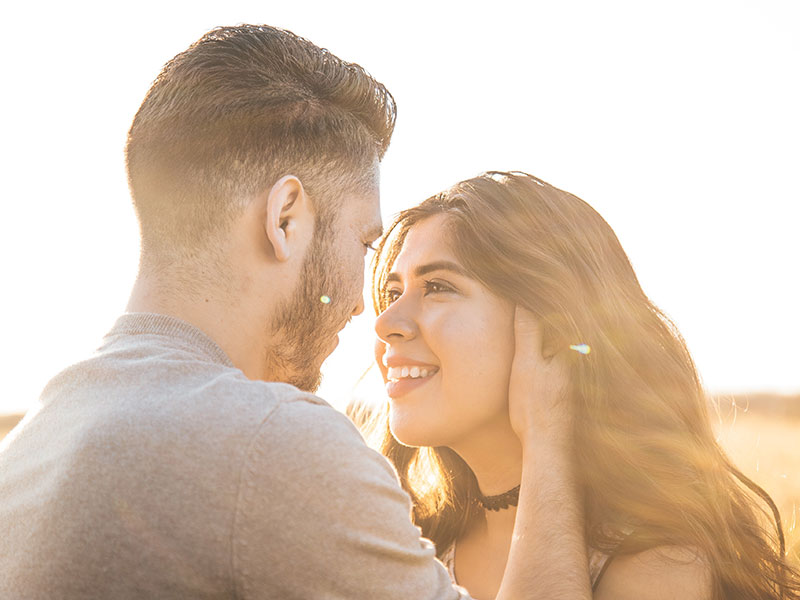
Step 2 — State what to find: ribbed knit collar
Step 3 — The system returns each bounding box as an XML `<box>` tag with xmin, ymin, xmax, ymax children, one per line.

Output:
<box><xmin>107</xmin><ymin>313</ymin><xmax>235</xmax><ymax>368</ymax></box>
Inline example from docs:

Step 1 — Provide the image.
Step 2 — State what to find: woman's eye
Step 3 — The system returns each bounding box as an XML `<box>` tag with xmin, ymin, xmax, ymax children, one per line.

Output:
<box><xmin>423</xmin><ymin>280</ymin><xmax>454</xmax><ymax>295</ymax></box>
<box><xmin>384</xmin><ymin>288</ymin><xmax>402</xmax><ymax>304</ymax></box>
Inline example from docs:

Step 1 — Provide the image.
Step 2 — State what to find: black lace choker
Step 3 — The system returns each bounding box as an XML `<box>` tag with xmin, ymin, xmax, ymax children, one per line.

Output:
<box><xmin>476</xmin><ymin>484</ymin><xmax>521</xmax><ymax>512</ymax></box>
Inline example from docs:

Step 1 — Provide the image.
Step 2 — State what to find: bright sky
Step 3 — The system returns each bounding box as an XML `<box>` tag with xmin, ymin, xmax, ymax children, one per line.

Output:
<box><xmin>1</xmin><ymin>1</ymin><xmax>798</xmax><ymax>415</ymax></box>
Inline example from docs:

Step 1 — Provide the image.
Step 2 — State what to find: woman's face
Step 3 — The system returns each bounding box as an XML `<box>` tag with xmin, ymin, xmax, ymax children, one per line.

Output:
<box><xmin>374</xmin><ymin>214</ymin><xmax>517</xmax><ymax>449</ymax></box>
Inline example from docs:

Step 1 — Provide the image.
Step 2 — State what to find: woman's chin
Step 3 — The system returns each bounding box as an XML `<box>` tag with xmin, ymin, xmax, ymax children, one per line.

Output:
<box><xmin>389</xmin><ymin>414</ymin><xmax>452</xmax><ymax>449</ymax></box>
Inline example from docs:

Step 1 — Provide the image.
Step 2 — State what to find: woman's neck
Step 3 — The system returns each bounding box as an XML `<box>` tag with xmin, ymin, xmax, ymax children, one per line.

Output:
<box><xmin>447</xmin><ymin>423</ymin><xmax>524</xmax><ymax>600</ymax></box>
<box><xmin>448</xmin><ymin>416</ymin><xmax>523</xmax><ymax>544</ymax></box>
<box><xmin>450</xmin><ymin>416</ymin><xmax>523</xmax><ymax>496</ymax></box>
<box><xmin>452</xmin><ymin>483</ymin><xmax>518</xmax><ymax>599</ymax></box>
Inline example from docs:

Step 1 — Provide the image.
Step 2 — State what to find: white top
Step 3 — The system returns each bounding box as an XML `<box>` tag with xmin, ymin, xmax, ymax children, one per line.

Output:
<box><xmin>440</xmin><ymin>542</ymin><xmax>612</xmax><ymax>590</ymax></box>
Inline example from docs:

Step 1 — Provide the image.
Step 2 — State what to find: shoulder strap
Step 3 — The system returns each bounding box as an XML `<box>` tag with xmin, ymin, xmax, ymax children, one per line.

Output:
<box><xmin>591</xmin><ymin>552</ymin><xmax>616</xmax><ymax>591</ymax></box>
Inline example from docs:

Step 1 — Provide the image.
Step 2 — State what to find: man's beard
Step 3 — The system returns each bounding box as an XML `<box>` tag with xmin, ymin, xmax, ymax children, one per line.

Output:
<box><xmin>266</xmin><ymin>225</ymin><xmax>356</xmax><ymax>392</ymax></box>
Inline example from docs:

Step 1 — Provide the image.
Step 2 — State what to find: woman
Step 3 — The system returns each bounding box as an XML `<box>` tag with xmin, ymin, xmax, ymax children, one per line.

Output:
<box><xmin>367</xmin><ymin>172</ymin><xmax>799</xmax><ymax>599</ymax></box>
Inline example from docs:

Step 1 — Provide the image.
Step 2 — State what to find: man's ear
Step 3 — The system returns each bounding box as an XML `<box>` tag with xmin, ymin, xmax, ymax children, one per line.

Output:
<box><xmin>265</xmin><ymin>175</ymin><xmax>310</xmax><ymax>262</ymax></box>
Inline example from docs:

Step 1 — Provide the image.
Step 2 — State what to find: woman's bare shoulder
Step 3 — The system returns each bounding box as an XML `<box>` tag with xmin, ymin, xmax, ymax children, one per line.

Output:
<box><xmin>594</xmin><ymin>545</ymin><xmax>712</xmax><ymax>600</ymax></box>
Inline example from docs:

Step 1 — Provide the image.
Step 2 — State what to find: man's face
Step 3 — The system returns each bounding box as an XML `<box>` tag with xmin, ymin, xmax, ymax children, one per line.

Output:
<box><xmin>267</xmin><ymin>179</ymin><xmax>382</xmax><ymax>391</ymax></box>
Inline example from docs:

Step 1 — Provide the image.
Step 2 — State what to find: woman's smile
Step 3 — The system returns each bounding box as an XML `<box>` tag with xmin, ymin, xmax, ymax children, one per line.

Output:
<box><xmin>385</xmin><ymin>368</ymin><xmax>440</xmax><ymax>398</ymax></box>
<box><xmin>383</xmin><ymin>354</ymin><xmax>440</xmax><ymax>398</ymax></box>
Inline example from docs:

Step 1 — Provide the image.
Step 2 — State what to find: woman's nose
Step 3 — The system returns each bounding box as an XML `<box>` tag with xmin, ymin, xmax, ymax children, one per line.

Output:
<box><xmin>374</xmin><ymin>296</ymin><xmax>416</xmax><ymax>344</ymax></box>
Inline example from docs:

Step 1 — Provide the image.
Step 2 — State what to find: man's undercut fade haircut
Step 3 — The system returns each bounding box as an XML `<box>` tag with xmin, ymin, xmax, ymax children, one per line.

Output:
<box><xmin>125</xmin><ymin>24</ymin><xmax>396</xmax><ymax>265</ymax></box>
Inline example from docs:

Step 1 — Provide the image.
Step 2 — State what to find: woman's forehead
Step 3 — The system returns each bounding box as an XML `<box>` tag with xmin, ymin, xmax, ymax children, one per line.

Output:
<box><xmin>392</xmin><ymin>215</ymin><xmax>461</xmax><ymax>273</ymax></box>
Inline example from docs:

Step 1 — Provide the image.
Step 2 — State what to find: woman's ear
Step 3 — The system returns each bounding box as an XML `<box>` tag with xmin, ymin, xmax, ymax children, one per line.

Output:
<box><xmin>264</xmin><ymin>175</ymin><xmax>310</xmax><ymax>262</ymax></box>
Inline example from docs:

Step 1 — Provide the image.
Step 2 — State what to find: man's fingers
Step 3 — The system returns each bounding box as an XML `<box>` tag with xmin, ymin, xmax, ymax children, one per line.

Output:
<box><xmin>509</xmin><ymin>306</ymin><xmax>572</xmax><ymax>439</ymax></box>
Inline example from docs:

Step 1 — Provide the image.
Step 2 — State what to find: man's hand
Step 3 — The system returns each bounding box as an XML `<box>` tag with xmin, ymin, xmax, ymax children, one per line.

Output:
<box><xmin>497</xmin><ymin>308</ymin><xmax>592</xmax><ymax>599</ymax></box>
<box><xmin>507</xmin><ymin>306</ymin><xmax>573</xmax><ymax>447</ymax></box>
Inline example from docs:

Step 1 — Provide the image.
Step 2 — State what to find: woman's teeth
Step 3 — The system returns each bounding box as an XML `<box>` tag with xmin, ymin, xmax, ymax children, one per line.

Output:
<box><xmin>387</xmin><ymin>366</ymin><xmax>437</xmax><ymax>381</ymax></box>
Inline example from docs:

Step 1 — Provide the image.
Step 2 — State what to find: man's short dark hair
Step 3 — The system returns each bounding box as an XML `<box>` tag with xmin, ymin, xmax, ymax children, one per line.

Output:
<box><xmin>125</xmin><ymin>24</ymin><xmax>396</xmax><ymax>263</ymax></box>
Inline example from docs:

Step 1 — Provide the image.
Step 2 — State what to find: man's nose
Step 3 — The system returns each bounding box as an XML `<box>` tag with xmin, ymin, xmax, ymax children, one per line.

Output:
<box><xmin>351</xmin><ymin>295</ymin><xmax>365</xmax><ymax>317</ymax></box>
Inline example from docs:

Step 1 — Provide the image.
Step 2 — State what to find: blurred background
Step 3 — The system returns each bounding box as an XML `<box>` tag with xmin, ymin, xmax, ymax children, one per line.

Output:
<box><xmin>1</xmin><ymin>0</ymin><xmax>798</xmax><ymax>557</ymax></box>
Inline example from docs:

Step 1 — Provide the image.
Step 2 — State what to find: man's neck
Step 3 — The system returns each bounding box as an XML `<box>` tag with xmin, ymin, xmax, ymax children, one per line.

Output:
<box><xmin>126</xmin><ymin>274</ymin><xmax>271</xmax><ymax>381</ymax></box>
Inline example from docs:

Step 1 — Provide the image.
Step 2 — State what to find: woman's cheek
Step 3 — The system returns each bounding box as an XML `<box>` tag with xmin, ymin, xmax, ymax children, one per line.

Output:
<box><xmin>448</xmin><ymin>310</ymin><xmax>516</xmax><ymax>416</ymax></box>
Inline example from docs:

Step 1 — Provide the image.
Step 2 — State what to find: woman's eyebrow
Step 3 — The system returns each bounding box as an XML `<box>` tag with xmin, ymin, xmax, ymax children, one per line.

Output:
<box><xmin>384</xmin><ymin>261</ymin><xmax>470</xmax><ymax>287</ymax></box>
<box><xmin>414</xmin><ymin>261</ymin><xmax>468</xmax><ymax>278</ymax></box>
<box><xmin>385</xmin><ymin>261</ymin><xmax>469</xmax><ymax>284</ymax></box>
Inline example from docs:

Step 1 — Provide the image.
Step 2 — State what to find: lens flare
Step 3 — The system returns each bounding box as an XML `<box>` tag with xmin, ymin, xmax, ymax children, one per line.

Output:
<box><xmin>320</xmin><ymin>295</ymin><xmax>331</xmax><ymax>304</ymax></box>
<box><xmin>569</xmin><ymin>343</ymin><xmax>591</xmax><ymax>355</ymax></box>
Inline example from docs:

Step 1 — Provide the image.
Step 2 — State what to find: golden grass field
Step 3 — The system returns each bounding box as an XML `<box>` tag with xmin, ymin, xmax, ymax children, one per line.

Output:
<box><xmin>711</xmin><ymin>395</ymin><xmax>800</xmax><ymax>566</ymax></box>
<box><xmin>2</xmin><ymin>394</ymin><xmax>798</xmax><ymax>567</ymax></box>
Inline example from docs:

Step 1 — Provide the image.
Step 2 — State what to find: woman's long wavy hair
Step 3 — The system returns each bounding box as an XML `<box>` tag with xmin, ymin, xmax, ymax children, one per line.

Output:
<box><xmin>368</xmin><ymin>171</ymin><xmax>799</xmax><ymax>599</ymax></box>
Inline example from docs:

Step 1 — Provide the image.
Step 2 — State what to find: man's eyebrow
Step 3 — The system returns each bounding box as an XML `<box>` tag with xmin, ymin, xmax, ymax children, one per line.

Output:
<box><xmin>385</xmin><ymin>261</ymin><xmax>470</xmax><ymax>284</ymax></box>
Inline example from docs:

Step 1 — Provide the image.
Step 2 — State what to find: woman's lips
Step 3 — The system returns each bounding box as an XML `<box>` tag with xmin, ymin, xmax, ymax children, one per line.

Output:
<box><xmin>385</xmin><ymin>368</ymin><xmax>439</xmax><ymax>398</ymax></box>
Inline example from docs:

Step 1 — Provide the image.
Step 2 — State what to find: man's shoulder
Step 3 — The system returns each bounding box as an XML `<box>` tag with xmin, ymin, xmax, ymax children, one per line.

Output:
<box><xmin>191</xmin><ymin>372</ymin><xmax>331</xmax><ymax>415</ymax></box>
<box><xmin>22</xmin><ymin>345</ymin><xmax>345</xmax><ymax>462</ymax></box>
<box><xmin>129</xmin><ymin>371</ymin><xmax>346</xmax><ymax>452</ymax></box>
<box><xmin>40</xmin><ymin>339</ymin><xmax>332</xmax><ymax>424</ymax></box>
<box><xmin>176</xmin><ymin>371</ymin><xmax>343</xmax><ymax>435</ymax></box>
<box><xmin>239</xmin><ymin>392</ymin><xmax>393</xmax><ymax>487</ymax></box>
<box><xmin>192</xmin><ymin>375</ymin><xmax>360</xmax><ymax>450</ymax></box>
<box><xmin>254</xmin><ymin>389</ymin><xmax>364</xmax><ymax>445</ymax></box>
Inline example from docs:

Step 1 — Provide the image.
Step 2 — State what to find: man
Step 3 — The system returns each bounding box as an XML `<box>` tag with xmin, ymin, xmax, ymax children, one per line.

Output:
<box><xmin>0</xmin><ymin>25</ymin><xmax>591</xmax><ymax>599</ymax></box>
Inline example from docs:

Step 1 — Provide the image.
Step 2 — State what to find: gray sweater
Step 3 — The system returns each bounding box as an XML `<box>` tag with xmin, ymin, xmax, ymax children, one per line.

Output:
<box><xmin>0</xmin><ymin>313</ymin><xmax>469</xmax><ymax>599</ymax></box>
